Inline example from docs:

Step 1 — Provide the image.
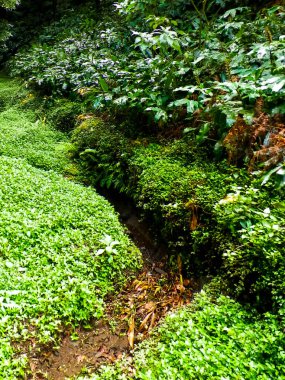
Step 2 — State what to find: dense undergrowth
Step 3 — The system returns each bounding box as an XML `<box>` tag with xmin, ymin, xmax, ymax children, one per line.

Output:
<box><xmin>0</xmin><ymin>0</ymin><xmax>284</xmax><ymax>378</ymax></box>
<box><xmin>70</xmin><ymin>116</ymin><xmax>285</xmax><ymax>319</ymax></box>
<box><xmin>9</xmin><ymin>1</ymin><xmax>285</xmax><ymax>174</ymax></box>
<box><xmin>0</xmin><ymin>77</ymin><xmax>141</xmax><ymax>377</ymax></box>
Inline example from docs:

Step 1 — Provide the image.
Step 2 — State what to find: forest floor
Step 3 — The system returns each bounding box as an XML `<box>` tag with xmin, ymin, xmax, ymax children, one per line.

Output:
<box><xmin>0</xmin><ymin>76</ymin><xmax>194</xmax><ymax>379</ymax></box>
<box><xmin>30</xmin><ymin>255</ymin><xmax>194</xmax><ymax>379</ymax></box>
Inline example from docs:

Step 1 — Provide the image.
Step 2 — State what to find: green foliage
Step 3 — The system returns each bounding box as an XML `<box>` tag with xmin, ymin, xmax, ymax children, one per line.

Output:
<box><xmin>0</xmin><ymin>106</ymin><xmax>72</xmax><ymax>172</ymax></box>
<box><xmin>71</xmin><ymin>122</ymin><xmax>235</xmax><ymax>256</ymax></box>
<box><xmin>0</xmin><ymin>76</ymin><xmax>72</xmax><ymax>172</ymax></box>
<box><xmin>0</xmin><ymin>78</ymin><xmax>141</xmax><ymax>375</ymax></box>
<box><xmin>10</xmin><ymin>2</ymin><xmax>285</xmax><ymax>130</ymax></box>
<box><xmin>72</xmin><ymin>116</ymin><xmax>284</xmax><ymax>317</ymax></box>
<box><xmin>47</xmin><ymin>98</ymin><xmax>81</xmax><ymax>131</ymax></box>
<box><xmin>79</xmin><ymin>292</ymin><xmax>285</xmax><ymax>380</ymax></box>
<box><xmin>0</xmin><ymin>0</ymin><xmax>20</xmax><ymax>8</ymax></box>
<box><xmin>8</xmin><ymin>1</ymin><xmax>285</xmax><ymax>186</ymax></box>
<box><xmin>0</xmin><ymin>156</ymin><xmax>141</xmax><ymax>375</ymax></box>
<box><xmin>0</xmin><ymin>76</ymin><xmax>23</xmax><ymax>110</ymax></box>
<box><xmin>71</xmin><ymin>117</ymin><xmax>131</xmax><ymax>190</ymax></box>
<box><xmin>213</xmin><ymin>184</ymin><xmax>285</xmax><ymax>316</ymax></box>
<box><xmin>0</xmin><ymin>0</ymin><xmax>21</xmax><ymax>59</ymax></box>
<box><xmin>0</xmin><ymin>338</ymin><xmax>27</xmax><ymax>379</ymax></box>
<box><xmin>10</xmin><ymin>5</ymin><xmax>131</xmax><ymax>93</ymax></box>
<box><xmin>129</xmin><ymin>144</ymin><xmax>228</xmax><ymax>241</ymax></box>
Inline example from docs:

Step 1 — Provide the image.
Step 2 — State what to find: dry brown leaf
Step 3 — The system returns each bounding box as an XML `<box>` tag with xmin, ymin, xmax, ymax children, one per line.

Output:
<box><xmin>138</xmin><ymin>312</ymin><xmax>152</xmax><ymax>332</ymax></box>
<box><xmin>76</xmin><ymin>355</ymin><xmax>87</xmax><ymax>364</ymax></box>
<box><xmin>29</xmin><ymin>360</ymin><xmax>37</xmax><ymax>373</ymax></box>
<box><xmin>144</xmin><ymin>301</ymin><xmax>156</xmax><ymax>311</ymax></box>
<box><xmin>149</xmin><ymin>312</ymin><xmax>156</xmax><ymax>330</ymax></box>
<box><xmin>94</xmin><ymin>346</ymin><xmax>106</xmax><ymax>359</ymax></box>
<box><xmin>128</xmin><ymin>316</ymin><xmax>135</xmax><ymax>349</ymax></box>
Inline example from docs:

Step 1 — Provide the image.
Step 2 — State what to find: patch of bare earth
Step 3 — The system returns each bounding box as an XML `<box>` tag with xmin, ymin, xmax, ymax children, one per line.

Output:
<box><xmin>24</xmin><ymin>256</ymin><xmax>195</xmax><ymax>379</ymax></box>
<box><xmin>23</xmin><ymin>196</ymin><xmax>196</xmax><ymax>379</ymax></box>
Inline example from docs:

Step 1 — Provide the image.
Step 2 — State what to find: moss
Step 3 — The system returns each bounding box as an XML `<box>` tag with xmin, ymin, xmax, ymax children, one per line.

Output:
<box><xmin>71</xmin><ymin>117</ymin><xmax>132</xmax><ymax>190</ymax></box>
<box><xmin>47</xmin><ymin>98</ymin><xmax>81</xmax><ymax>131</ymax></box>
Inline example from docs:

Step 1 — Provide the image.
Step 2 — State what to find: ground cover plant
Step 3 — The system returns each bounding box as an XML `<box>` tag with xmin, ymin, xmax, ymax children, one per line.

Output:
<box><xmin>0</xmin><ymin>77</ymin><xmax>141</xmax><ymax>377</ymax></box>
<box><xmin>0</xmin><ymin>156</ymin><xmax>140</xmax><ymax>377</ymax></box>
<box><xmin>0</xmin><ymin>76</ymin><xmax>73</xmax><ymax>173</ymax></box>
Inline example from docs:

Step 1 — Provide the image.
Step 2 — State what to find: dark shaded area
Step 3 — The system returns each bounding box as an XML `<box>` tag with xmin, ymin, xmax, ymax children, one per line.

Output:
<box><xmin>97</xmin><ymin>186</ymin><xmax>169</xmax><ymax>263</ymax></box>
<box><xmin>0</xmin><ymin>0</ymin><xmax>101</xmax><ymax>64</ymax></box>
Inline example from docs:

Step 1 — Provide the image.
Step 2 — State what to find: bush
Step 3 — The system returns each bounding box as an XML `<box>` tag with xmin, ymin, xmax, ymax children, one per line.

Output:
<box><xmin>71</xmin><ymin>117</ymin><xmax>132</xmax><ymax>190</ymax></box>
<box><xmin>213</xmin><ymin>184</ymin><xmax>285</xmax><ymax>315</ymax></box>
<box><xmin>71</xmin><ymin>120</ymin><xmax>284</xmax><ymax>316</ymax></box>
<box><xmin>129</xmin><ymin>144</ymin><xmax>233</xmax><ymax>252</ymax></box>
<box><xmin>71</xmin><ymin>123</ymin><xmax>241</xmax><ymax>272</ymax></box>
<box><xmin>10</xmin><ymin>3</ymin><xmax>285</xmax><ymax>130</ymax></box>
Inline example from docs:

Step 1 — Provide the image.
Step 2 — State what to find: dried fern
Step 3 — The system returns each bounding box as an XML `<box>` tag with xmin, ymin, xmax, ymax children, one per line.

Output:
<box><xmin>223</xmin><ymin>98</ymin><xmax>285</xmax><ymax>171</ymax></box>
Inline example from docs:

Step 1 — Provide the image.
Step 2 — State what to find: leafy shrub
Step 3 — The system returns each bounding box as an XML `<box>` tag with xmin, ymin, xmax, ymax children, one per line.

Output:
<box><xmin>72</xmin><ymin>123</ymin><xmax>236</xmax><ymax>264</ymax></box>
<box><xmin>79</xmin><ymin>291</ymin><xmax>285</xmax><ymax>380</ymax></box>
<box><xmin>213</xmin><ymin>184</ymin><xmax>285</xmax><ymax>315</ymax></box>
<box><xmin>10</xmin><ymin>3</ymin><xmax>285</xmax><ymax>125</ymax></box>
<box><xmin>10</xmin><ymin>5</ymin><xmax>131</xmax><ymax>93</ymax></box>
<box><xmin>0</xmin><ymin>156</ymin><xmax>141</xmax><ymax>375</ymax></box>
<box><xmin>9</xmin><ymin>2</ymin><xmax>285</xmax><ymax>177</ymax></box>
<box><xmin>71</xmin><ymin>117</ymin><xmax>132</xmax><ymax>190</ymax></box>
<box><xmin>69</xmin><ymin>112</ymin><xmax>284</xmax><ymax>317</ymax></box>
<box><xmin>129</xmin><ymin>144</ymin><xmax>233</xmax><ymax>251</ymax></box>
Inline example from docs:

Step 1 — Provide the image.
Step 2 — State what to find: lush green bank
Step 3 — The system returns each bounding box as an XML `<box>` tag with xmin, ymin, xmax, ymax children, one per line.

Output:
<box><xmin>0</xmin><ymin>78</ymin><xmax>141</xmax><ymax>377</ymax></box>
<box><xmin>71</xmin><ymin>116</ymin><xmax>285</xmax><ymax>319</ymax></box>
<box><xmin>5</xmin><ymin>0</ymin><xmax>284</xmax><ymax>316</ymax></box>
<box><xmin>0</xmin><ymin>0</ymin><xmax>284</xmax><ymax>378</ymax></box>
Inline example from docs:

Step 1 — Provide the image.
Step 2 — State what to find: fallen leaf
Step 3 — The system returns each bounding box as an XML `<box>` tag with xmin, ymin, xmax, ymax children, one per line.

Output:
<box><xmin>138</xmin><ymin>312</ymin><xmax>152</xmax><ymax>332</ymax></box>
<box><xmin>76</xmin><ymin>355</ymin><xmax>87</xmax><ymax>364</ymax></box>
<box><xmin>128</xmin><ymin>316</ymin><xmax>135</xmax><ymax>349</ymax></box>
<box><xmin>149</xmin><ymin>312</ymin><xmax>156</xmax><ymax>330</ymax></box>
<box><xmin>144</xmin><ymin>301</ymin><xmax>156</xmax><ymax>311</ymax></box>
<box><xmin>94</xmin><ymin>346</ymin><xmax>106</xmax><ymax>359</ymax></box>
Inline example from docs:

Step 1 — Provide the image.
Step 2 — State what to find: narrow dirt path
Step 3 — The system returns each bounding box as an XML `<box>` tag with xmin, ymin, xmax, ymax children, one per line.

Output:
<box><xmin>28</xmin><ymin>193</ymin><xmax>196</xmax><ymax>379</ymax></box>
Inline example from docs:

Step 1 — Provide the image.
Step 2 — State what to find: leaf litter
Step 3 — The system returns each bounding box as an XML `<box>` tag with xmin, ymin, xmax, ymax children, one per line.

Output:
<box><xmin>25</xmin><ymin>255</ymin><xmax>195</xmax><ymax>379</ymax></box>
